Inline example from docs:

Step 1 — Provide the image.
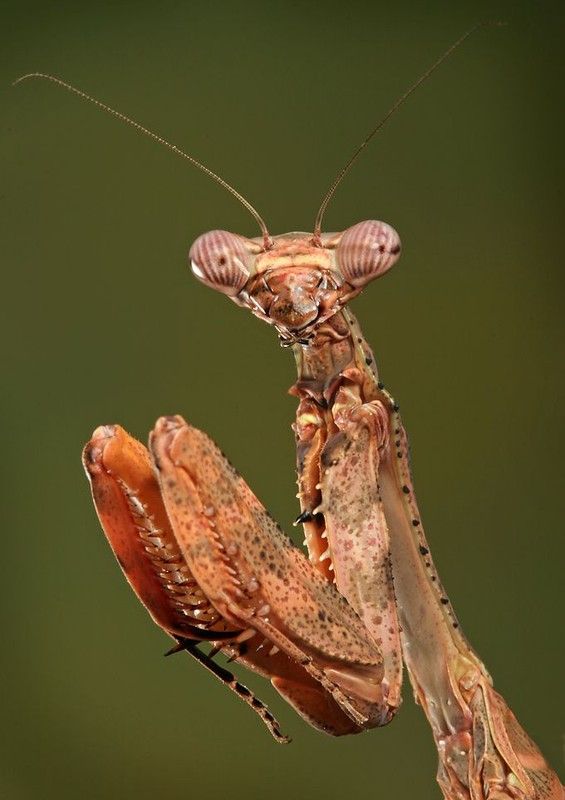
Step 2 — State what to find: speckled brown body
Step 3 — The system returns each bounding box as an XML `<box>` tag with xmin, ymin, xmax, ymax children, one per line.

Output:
<box><xmin>84</xmin><ymin>226</ymin><xmax>562</xmax><ymax>798</ymax></box>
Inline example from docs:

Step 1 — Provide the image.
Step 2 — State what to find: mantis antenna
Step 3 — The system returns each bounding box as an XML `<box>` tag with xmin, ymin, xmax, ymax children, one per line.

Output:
<box><xmin>12</xmin><ymin>72</ymin><xmax>273</xmax><ymax>249</ymax></box>
<box><xmin>312</xmin><ymin>21</ymin><xmax>505</xmax><ymax>241</ymax></box>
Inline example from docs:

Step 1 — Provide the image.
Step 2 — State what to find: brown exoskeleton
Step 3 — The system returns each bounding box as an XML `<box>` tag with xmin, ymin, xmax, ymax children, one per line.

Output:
<box><xmin>16</xmin><ymin>23</ymin><xmax>563</xmax><ymax>800</ymax></box>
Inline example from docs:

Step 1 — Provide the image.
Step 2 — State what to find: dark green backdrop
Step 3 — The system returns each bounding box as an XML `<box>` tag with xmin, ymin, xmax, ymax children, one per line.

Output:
<box><xmin>2</xmin><ymin>2</ymin><xmax>563</xmax><ymax>799</ymax></box>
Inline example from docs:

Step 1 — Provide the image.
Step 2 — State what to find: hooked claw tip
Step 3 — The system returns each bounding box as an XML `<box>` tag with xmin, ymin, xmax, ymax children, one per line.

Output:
<box><xmin>83</xmin><ymin>425</ymin><xmax>119</xmax><ymax>470</ymax></box>
<box><xmin>91</xmin><ymin>424</ymin><xmax>117</xmax><ymax>442</ymax></box>
<box><xmin>153</xmin><ymin>415</ymin><xmax>186</xmax><ymax>435</ymax></box>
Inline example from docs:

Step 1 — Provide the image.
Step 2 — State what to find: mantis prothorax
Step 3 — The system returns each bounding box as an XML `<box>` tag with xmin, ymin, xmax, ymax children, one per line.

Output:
<box><xmin>16</xmin><ymin>24</ymin><xmax>563</xmax><ymax>800</ymax></box>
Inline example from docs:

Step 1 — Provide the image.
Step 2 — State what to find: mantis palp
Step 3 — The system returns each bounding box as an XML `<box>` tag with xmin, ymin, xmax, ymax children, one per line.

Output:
<box><xmin>16</xmin><ymin>24</ymin><xmax>563</xmax><ymax>800</ymax></box>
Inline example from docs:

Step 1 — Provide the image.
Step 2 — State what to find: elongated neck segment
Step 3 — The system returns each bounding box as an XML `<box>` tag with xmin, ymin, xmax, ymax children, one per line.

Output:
<box><xmin>292</xmin><ymin>309</ymin><xmax>367</xmax><ymax>399</ymax></box>
<box><xmin>292</xmin><ymin>308</ymin><xmax>485</xmax><ymax>734</ymax></box>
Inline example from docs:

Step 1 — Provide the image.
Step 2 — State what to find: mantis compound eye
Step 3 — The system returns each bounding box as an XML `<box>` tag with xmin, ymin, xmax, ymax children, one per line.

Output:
<box><xmin>335</xmin><ymin>220</ymin><xmax>401</xmax><ymax>288</ymax></box>
<box><xmin>189</xmin><ymin>230</ymin><xmax>252</xmax><ymax>296</ymax></box>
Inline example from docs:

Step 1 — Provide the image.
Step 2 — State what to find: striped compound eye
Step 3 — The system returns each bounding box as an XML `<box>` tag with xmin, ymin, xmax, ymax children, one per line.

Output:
<box><xmin>335</xmin><ymin>220</ymin><xmax>401</xmax><ymax>287</ymax></box>
<box><xmin>189</xmin><ymin>230</ymin><xmax>253</xmax><ymax>296</ymax></box>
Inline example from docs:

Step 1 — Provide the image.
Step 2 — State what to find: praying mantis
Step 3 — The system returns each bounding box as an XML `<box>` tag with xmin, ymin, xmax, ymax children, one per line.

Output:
<box><xmin>16</xmin><ymin>25</ymin><xmax>563</xmax><ymax>800</ymax></box>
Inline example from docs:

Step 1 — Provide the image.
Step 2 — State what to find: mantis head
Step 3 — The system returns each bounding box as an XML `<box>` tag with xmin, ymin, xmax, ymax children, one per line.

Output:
<box><xmin>189</xmin><ymin>220</ymin><xmax>401</xmax><ymax>345</ymax></box>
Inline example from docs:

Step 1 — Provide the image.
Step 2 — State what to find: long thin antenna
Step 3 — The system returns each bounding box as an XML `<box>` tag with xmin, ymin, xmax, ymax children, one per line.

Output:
<box><xmin>13</xmin><ymin>73</ymin><xmax>272</xmax><ymax>248</ymax></box>
<box><xmin>312</xmin><ymin>22</ymin><xmax>504</xmax><ymax>240</ymax></box>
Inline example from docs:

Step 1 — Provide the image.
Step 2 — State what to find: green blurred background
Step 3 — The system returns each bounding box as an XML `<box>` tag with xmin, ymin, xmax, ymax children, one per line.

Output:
<box><xmin>2</xmin><ymin>2</ymin><xmax>563</xmax><ymax>798</ymax></box>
